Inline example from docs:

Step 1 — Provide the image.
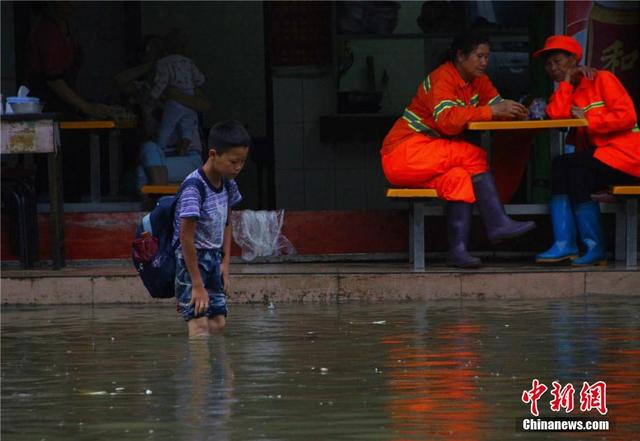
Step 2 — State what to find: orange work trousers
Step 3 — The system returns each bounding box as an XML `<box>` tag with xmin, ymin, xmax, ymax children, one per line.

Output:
<box><xmin>381</xmin><ymin>134</ymin><xmax>488</xmax><ymax>203</ymax></box>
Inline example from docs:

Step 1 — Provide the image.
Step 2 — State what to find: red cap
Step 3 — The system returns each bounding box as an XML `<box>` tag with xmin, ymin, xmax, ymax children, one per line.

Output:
<box><xmin>533</xmin><ymin>35</ymin><xmax>583</xmax><ymax>61</ymax></box>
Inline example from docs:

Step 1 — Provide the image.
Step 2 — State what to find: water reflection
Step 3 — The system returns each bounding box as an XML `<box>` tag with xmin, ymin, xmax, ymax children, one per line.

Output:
<box><xmin>551</xmin><ymin>300</ymin><xmax>600</xmax><ymax>381</ymax></box>
<box><xmin>1</xmin><ymin>298</ymin><xmax>639</xmax><ymax>440</ymax></box>
<box><xmin>174</xmin><ymin>337</ymin><xmax>234</xmax><ymax>441</ymax></box>
<box><xmin>384</xmin><ymin>320</ymin><xmax>486</xmax><ymax>440</ymax></box>
<box><xmin>594</xmin><ymin>327</ymin><xmax>640</xmax><ymax>441</ymax></box>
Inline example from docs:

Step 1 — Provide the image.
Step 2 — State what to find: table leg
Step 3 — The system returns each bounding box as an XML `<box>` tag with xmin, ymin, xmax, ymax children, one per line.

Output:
<box><xmin>480</xmin><ymin>131</ymin><xmax>492</xmax><ymax>163</ymax></box>
<box><xmin>625</xmin><ymin>199</ymin><xmax>638</xmax><ymax>268</ymax></box>
<box><xmin>614</xmin><ymin>204</ymin><xmax>625</xmax><ymax>262</ymax></box>
<box><xmin>108</xmin><ymin>129</ymin><xmax>120</xmax><ymax>197</ymax></box>
<box><xmin>47</xmin><ymin>150</ymin><xmax>65</xmax><ymax>269</ymax></box>
<box><xmin>89</xmin><ymin>132</ymin><xmax>101</xmax><ymax>202</ymax></box>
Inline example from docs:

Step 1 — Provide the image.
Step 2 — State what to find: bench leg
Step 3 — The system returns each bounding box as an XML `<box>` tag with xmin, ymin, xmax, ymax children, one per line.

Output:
<box><xmin>108</xmin><ymin>130</ymin><xmax>120</xmax><ymax>197</ymax></box>
<box><xmin>625</xmin><ymin>199</ymin><xmax>637</xmax><ymax>268</ymax></box>
<box><xmin>90</xmin><ymin>132</ymin><xmax>101</xmax><ymax>203</ymax></box>
<box><xmin>408</xmin><ymin>211</ymin><xmax>414</xmax><ymax>264</ymax></box>
<box><xmin>412</xmin><ymin>202</ymin><xmax>425</xmax><ymax>271</ymax></box>
<box><xmin>614</xmin><ymin>203</ymin><xmax>626</xmax><ymax>262</ymax></box>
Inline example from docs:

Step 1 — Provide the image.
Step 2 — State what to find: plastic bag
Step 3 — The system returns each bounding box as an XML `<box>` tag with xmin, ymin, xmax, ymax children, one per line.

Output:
<box><xmin>518</xmin><ymin>95</ymin><xmax>547</xmax><ymax>120</ymax></box>
<box><xmin>231</xmin><ymin>210</ymin><xmax>297</xmax><ymax>261</ymax></box>
<box><xmin>527</xmin><ymin>98</ymin><xmax>547</xmax><ymax>120</ymax></box>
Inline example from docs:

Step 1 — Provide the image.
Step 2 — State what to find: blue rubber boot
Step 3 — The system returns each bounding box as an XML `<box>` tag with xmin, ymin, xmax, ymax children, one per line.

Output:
<box><xmin>536</xmin><ymin>195</ymin><xmax>579</xmax><ymax>263</ymax></box>
<box><xmin>572</xmin><ymin>201</ymin><xmax>607</xmax><ymax>266</ymax></box>
<box><xmin>446</xmin><ymin>202</ymin><xmax>481</xmax><ymax>268</ymax></box>
<box><xmin>472</xmin><ymin>172</ymin><xmax>536</xmax><ymax>243</ymax></box>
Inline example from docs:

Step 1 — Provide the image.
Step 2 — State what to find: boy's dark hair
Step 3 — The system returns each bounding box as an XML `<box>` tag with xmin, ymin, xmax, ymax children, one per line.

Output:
<box><xmin>448</xmin><ymin>30</ymin><xmax>490</xmax><ymax>62</ymax></box>
<box><xmin>208</xmin><ymin>120</ymin><xmax>251</xmax><ymax>154</ymax></box>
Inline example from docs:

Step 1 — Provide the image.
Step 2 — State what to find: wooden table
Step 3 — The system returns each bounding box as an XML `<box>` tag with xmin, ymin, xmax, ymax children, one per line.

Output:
<box><xmin>59</xmin><ymin>119</ymin><xmax>135</xmax><ymax>203</ymax></box>
<box><xmin>1</xmin><ymin>113</ymin><xmax>65</xmax><ymax>268</ymax></box>
<box><xmin>467</xmin><ymin>118</ymin><xmax>588</xmax><ymax>131</ymax></box>
<box><xmin>467</xmin><ymin>118</ymin><xmax>588</xmax><ymax>152</ymax></box>
<box><xmin>467</xmin><ymin>118</ymin><xmax>589</xmax><ymax>199</ymax></box>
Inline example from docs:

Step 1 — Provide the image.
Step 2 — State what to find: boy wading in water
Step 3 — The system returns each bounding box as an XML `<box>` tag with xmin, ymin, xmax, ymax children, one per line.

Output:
<box><xmin>173</xmin><ymin>120</ymin><xmax>249</xmax><ymax>337</ymax></box>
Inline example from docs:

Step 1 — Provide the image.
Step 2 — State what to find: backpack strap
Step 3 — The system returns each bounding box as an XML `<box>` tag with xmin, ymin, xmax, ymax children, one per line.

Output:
<box><xmin>142</xmin><ymin>213</ymin><xmax>152</xmax><ymax>234</ymax></box>
<box><xmin>172</xmin><ymin>177</ymin><xmax>208</xmax><ymax>247</ymax></box>
<box><xmin>178</xmin><ymin>177</ymin><xmax>207</xmax><ymax>204</ymax></box>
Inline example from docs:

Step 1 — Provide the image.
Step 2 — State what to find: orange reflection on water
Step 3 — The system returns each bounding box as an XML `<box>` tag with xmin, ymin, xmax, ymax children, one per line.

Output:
<box><xmin>383</xmin><ymin>323</ymin><xmax>487</xmax><ymax>441</ymax></box>
<box><xmin>590</xmin><ymin>327</ymin><xmax>640</xmax><ymax>440</ymax></box>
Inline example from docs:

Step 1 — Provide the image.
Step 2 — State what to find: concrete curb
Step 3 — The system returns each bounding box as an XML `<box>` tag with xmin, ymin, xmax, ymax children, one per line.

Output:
<box><xmin>2</xmin><ymin>263</ymin><xmax>638</xmax><ymax>304</ymax></box>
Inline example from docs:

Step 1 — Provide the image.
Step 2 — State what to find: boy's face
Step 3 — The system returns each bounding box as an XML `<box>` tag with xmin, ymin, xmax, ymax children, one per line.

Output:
<box><xmin>210</xmin><ymin>146</ymin><xmax>249</xmax><ymax>180</ymax></box>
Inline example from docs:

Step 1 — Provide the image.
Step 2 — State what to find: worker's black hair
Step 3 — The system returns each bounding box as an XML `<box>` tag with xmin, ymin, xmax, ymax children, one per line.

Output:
<box><xmin>448</xmin><ymin>30</ymin><xmax>490</xmax><ymax>62</ymax></box>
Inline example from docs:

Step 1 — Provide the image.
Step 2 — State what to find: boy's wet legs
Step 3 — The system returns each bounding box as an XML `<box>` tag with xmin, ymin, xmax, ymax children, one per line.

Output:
<box><xmin>187</xmin><ymin>315</ymin><xmax>225</xmax><ymax>338</ymax></box>
<box><xmin>188</xmin><ymin>317</ymin><xmax>209</xmax><ymax>338</ymax></box>
<box><xmin>208</xmin><ymin>315</ymin><xmax>226</xmax><ymax>333</ymax></box>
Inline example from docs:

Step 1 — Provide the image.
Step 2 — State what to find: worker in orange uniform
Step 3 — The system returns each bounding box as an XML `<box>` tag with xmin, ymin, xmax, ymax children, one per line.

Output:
<box><xmin>381</xmin><ymin>30</ymin><xmax>536</xmax><ymax>268</ymax></box>
<box><xmin>534</xmin><ymin>36</ymin><xmax>640</xmax><ymax>266</ymax></box>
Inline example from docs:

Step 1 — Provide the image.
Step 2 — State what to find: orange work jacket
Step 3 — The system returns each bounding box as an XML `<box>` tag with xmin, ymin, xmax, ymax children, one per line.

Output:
<box><xmin>546</xmin><ymin>70</ymin><xmax>640</xmax><ymax>177</ymax></box>
<box><xmin>381</xmin><ymin>61</ymin><xmax>502</xmax><ymax>154</ymax></box>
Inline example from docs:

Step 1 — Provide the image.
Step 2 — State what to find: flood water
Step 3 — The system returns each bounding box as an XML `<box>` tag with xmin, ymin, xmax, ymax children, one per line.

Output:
<box><xmin>2</xmin><ymin>297</ymin><xmax>639</xmax><ymax>441</ymax></box>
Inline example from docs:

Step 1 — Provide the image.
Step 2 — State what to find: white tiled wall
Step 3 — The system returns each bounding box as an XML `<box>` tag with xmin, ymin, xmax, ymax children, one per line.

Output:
<box><xmin>273</xmin><ymin>68</ymin><xmax>419</xmax><ymax>210</ymax></box>
<box><xmin>273</xmin><ymin>38</ymin><xmax>425</xmax><ymax>210</ymax></box>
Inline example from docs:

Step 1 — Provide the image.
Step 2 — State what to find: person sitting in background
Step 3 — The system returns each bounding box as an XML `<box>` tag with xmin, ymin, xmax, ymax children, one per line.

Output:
<box><xmin>150</xmin><ymin>28</ymin><xmax>206</xmax><ymax>156</ymax></box>
<box><xmin>380</xmin><ymin>30</ymin><xmax>535</xmax><ymax>268</ymax></box>
<box><xmin>114</xmin><ymin>34</ymin><xmax>210</xmax><ymax>190</ymax></box>
<box><xmin>25</xmin><ymin>1</ymin><xmax>116</xmax><ymax>202</ymax></box>
<box><xmin>533</xmin><ymin>35</ymin><xmax>640</xmax><ymax>266</ymax></box>
<box><xmin>26</xmin><ymin>1</ymin><xmax>113</xmax><ymax>118</ymax></box>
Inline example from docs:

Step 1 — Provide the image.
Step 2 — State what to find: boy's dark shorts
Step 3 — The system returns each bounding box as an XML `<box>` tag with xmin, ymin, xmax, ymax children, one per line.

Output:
<box><xmin>175</xmin><ymin>249</ymin><xmax>227</xmax><ymax>321</ymax></box>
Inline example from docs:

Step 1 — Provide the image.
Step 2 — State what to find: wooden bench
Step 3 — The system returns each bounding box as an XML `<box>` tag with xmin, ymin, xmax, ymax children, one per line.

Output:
<box><xmin>140</xmin><ymin>184</ymin><xmax>180</xmax><ymax>196</ymax></box>
<box><xmin>386</xmin><ymin>188</ymin><xmax>439</xmax><ymax>271</ymax></box>
<box><xmin>611</xmin><ymin>185</ymin><xmax>639</xmax><ymax>268</ymax></box>
<box><xmin>387</xmin><ymin>186</ymin><xmax>639</xmax><ymax>270</ymax></box>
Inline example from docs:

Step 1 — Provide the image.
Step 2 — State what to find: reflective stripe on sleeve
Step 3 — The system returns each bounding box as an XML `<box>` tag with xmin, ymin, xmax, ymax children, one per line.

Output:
<box><xmin>487</xmin><ymin>95</ymin><xmax>504</xmax><ymax>105</ymax></box>
<box><xmin>422</xmin><ymin>75</ymin><xmax>431</xmax><ymax>94</ymax></box>
<box><xmin>433</xmin><ymin>100</ymin><xmax>459</xmax><ymax>121</ymax></box>
<box><xmin>403</xmin><ymin>108</ymin><xmax>441</xmax><ymax>138</ymax></box>
<box><xmin>583</xmin><ymin>101</ymin><xmax>605</xmax><ymax>112</ymax></box>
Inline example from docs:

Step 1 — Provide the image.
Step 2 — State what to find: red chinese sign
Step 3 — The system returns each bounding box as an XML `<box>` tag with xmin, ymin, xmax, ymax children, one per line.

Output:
<box><xmin>567</xmin><ymin>1</ymin><xmax>640</xmax><ymax>113</ymax></box>
<box><xmin>522</xmin><ymin>379</ymin><xmax>608</xmax><ymax>416</ymax></box>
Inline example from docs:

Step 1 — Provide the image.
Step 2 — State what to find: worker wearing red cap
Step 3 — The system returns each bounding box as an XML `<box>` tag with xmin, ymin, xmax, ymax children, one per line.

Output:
<box><xmin>534</xmin><ymin>35</ymin><xmax>640</xmax><ymax>266</ymax></box>
<box><xmin>380</xmin><ymin>30</ymin><xmax>536</xmax><ymax>268</ymax></box>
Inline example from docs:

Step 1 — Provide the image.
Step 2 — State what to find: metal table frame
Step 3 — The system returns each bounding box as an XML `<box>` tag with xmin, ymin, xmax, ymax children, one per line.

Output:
<box><xmin>1</xmin><ymin>113</ymin><xmax>65</xmax><ymax>268</ymax></box>
<box><xmin>58</xmin><ymin>120</ymin><xmax>120</xmax><ymax>203</ymax></box>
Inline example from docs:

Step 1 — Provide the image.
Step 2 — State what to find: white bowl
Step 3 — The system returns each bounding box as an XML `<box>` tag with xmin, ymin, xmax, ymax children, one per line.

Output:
<box><xmin>8</xmin><ymin>102</ymin><xmax>43</xmax><ymax>114</ymax></box>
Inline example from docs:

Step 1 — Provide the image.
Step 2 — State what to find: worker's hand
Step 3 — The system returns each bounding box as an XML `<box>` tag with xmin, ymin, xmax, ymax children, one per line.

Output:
<box><xmin>189</xmin><ymin>284</ymin><xmax>209</xmax><ymax>316</ymax></box>
<box><xmin>490</xmin><ymin>100</ymin><xmax>529</xmax><ymax>120</ymax></box>
<box><xmin>570</xmin><ymin>105</ymin><xmax>585</xmax><ymax>119</ymax></box>
<box><xmin>564</xmin><ymin>65</ymin><xmax>596</xmax><ymax>83</ymax></box>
